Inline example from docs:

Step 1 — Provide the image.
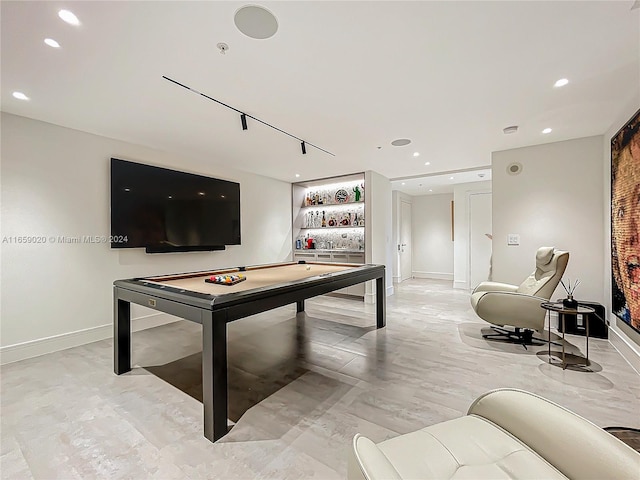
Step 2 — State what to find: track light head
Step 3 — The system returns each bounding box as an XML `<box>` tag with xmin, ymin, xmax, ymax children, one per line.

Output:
<box><xmin>241</xmin><ymin>113</ymin><xmax>248</xmax><ymax>130</ymax></box>
<box><xmin>301</xmin><ymin>141</ymin><xmax>307</xmax><ymax>154</ymax></box>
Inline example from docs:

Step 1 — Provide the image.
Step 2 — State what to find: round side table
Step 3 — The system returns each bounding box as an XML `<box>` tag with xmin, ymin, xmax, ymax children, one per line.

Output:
<box><xmin>540</xmin><ymin>302</ymin><xmax>595</xmax><ymax>369</ymax></box>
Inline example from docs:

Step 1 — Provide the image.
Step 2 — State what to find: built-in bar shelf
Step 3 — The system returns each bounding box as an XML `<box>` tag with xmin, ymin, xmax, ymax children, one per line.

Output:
<box><xmin>292</xmin><ymin>173</ymin><xmax>367</xmax><ymax>298</ymax></box>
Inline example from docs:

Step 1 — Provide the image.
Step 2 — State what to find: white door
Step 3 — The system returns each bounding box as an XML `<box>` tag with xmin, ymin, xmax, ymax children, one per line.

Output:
<box><xmin>400</xmin><ymin>200</ymin><xmax>412</xmax><ymax>282</ymax></box>
<box><xmin>469</xmin><ymin>192</ymin><xmax>492</xmax><ymax>290</ymax></box>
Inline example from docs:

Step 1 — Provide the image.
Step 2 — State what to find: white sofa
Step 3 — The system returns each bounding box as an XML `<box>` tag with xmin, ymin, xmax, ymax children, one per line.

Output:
<box><xmin>349</xmin><ymin>388</ymin><xmax>640</xmax><ymax>479</ymax></box>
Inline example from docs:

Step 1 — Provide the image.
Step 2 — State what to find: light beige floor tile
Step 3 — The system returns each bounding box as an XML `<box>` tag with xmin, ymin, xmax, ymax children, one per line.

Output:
<box><xmin>1</xmin><ymin>278</ymin><xmax>638</xmax><ymax>479</ymax></box>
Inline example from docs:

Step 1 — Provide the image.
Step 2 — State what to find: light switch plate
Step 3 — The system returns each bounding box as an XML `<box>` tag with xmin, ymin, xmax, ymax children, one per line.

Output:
<box><xmin>507</xmin><ymin>234</ymin><xmax>520</xmax><ymax>246</ymax></box>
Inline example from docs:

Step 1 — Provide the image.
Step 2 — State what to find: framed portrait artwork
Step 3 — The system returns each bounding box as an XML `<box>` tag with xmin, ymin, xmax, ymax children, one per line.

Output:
<box><xmin>611</xmin><ymin>108</ymin><xmax>640</xmax><ymax>334</ymax></box>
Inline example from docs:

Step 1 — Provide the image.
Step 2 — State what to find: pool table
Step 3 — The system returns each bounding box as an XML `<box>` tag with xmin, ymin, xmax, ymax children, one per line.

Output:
<box><xmin>113</xmin><ymin>261</ymin><xmax>386</xmax><ymax>442</ymax></box>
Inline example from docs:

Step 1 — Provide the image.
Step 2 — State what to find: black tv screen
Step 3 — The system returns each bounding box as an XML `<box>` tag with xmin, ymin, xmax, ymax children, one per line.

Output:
<box><xmin>110</xmin><ymin>158</ymin><xmax>240</xmax><ymax>252</ymax></box>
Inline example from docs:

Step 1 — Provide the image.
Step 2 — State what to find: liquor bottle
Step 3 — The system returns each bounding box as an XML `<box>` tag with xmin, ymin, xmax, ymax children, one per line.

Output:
<box><xmin>352</xmin><ymin>213</ymin><xmax>358</xmax><ymax>226</ymax></box>
<box><xmin>321</xmin><ymin>211</ymin><xmax>326</xmax><ymax>227</ymax></box>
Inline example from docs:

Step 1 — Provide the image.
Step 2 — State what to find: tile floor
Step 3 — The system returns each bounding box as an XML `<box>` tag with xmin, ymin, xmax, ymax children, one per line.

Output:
<box><xmin>1</xmin><ymin>279</ymin><xmax>639</xmax><ymax>479</ymax></box>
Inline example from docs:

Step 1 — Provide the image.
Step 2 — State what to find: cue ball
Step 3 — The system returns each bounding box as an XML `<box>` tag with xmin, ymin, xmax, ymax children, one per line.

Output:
<box><xmin>306</xmin><ymin>265</ymin><xmax>311</xmax><ymax>270</ymax></box>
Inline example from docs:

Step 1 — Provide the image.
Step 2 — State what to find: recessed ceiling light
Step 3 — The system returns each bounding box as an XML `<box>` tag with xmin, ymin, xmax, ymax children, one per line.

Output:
<box><xmin>542</xmin><ymin>128</ymin><xmax>552</xmax><ymax>134</ymax></box>
<box><xmin>12</xmin><ymin>91</ymin><xmax>29</xmax><ymax>100</ymax></box>
<box><xmin>429</xmin><ymin>189</ymin><xmax>433</xmax><ymax>192</ymax></box>
<box><xmin>168</xmin><ymin>195</ymin><xmax>172</xmax><ymax>199</ymax></box>
<box><xmin>554</xmin><ymin>78</ymin><xmax>569</xmax><ymax>88</ymax></box>
<box><xmin>401</xmin><ymin>182</ymin><xmax>406</xmax><ymax>186</ymax></box>
<box><xmin>58</xmin><ymin>9</ymin><xmax>80</xmax><ymax>26</ymax></box>
<box><xmin>198</xmin><ymin>192</ymin><xmax>205</xmax><ymax>196</ymax></box>
<box><xmin>44</xmin><ymin>38</ymin><xmax>60</xmax><ymax>48</ymax></box>
<box><xmin>221</xmin><ymin>195</ymin><xmax>226</xmax><ymax>198</ymax></box>
<box><xmin>424</xmin><ymin>161</ymin><xmax>430</xmax><ymax>166</ymax></box>
<box><xmin>234</xmin><ymin>5</ymin><xmax>278</xmax><ymax>39</ymax></box>
<box><xmin>124</xmin><ymin>188</ymin><xmax>130</xmax><ymax>192</ymax></box>
<box><xmin>449</xmin><ymin>176</ymin><xmax>454</xmax><ymax>180</ymax></box>
<box><xmin>295</xmin><ymin>174</ymin><xmax>300</xmax><ymax>178</ymax></box>
<box><xmin>391</xmin><ymin>139</ymin><xmax>411</xmax><ymax>146</ymax></box>
<box><xmin>503</xmin><ymin>125</ymin><xmax>518</xmax><ymax>134</ymax></box>
<box><xmin>413</xmin><ymin>152</ymin><xmax>420</xmax><ymax>157</ymax></box>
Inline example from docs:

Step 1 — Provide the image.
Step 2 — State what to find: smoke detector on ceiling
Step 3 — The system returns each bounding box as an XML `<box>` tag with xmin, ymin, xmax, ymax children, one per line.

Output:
<box><xmin>507</xmin><ymin>162</ymin><xmax>523</xmax><ymax>175</ymax></box>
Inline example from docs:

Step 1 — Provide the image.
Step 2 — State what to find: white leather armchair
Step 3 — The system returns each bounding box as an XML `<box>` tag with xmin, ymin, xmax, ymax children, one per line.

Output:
<box><xmin>348</xmin><ymin>388</ymin><xmax>640</xmax><ymax>480</ymax></box>
<box><xmin>470</xmin><ymin>246</ymin><xmax>569</xmax><ymax>345</ymax></box>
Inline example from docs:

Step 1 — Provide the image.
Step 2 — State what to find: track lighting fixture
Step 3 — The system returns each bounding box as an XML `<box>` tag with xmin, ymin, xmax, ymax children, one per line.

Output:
<box><xmin>163</xmin><ymin>75</ymin><xmax>333</xmax><ymax>156</ymax></box>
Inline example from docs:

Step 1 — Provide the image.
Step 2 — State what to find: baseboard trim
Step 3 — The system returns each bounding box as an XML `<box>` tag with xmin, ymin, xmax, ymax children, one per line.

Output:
<box><xmin>453</xmin><ymin>280</ymin><xmax>468</xmax><ymax>290</ymax></box>
<box><xmin>609</xmin><ymin>327</ymin><xmax>640</xmax><ymax>375</ymax></box>
<box><xmin>364</xmin><ymin>285</ymin><xmax>394</xmax><ymax>304</ymax></box>
<box><xmin>0</xmin><ymin>313</ymin><xmax>179</xmax><ymax>365</ymax></box>
<box><xmin>412</xmin><ymin>271</ymin><xmax>453</xmax><ymax>281</ymax></box>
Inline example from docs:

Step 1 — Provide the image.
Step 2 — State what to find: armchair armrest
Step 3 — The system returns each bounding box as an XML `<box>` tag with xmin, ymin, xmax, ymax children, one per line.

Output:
<box><xmin>472</xmin><ymin>281</ymin><xmax>518</xmax><ymax>294</ymax></box>
<box><xmin>349</xmin><ymin>434</ymin><xmax>402</xmax><ymax>480</ymax></box>
<box><xmin>469</xmin><ymin>389</ymin><xmax>640</xmax><ymax>480</ymax></box>
<box><xmin>471</xmin><ymin>291</ymin><xmax>547</xmax><ymax>331</ymax></box>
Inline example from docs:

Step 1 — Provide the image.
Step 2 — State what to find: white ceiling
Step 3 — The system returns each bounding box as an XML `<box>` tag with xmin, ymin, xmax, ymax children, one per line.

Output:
<box><xmin>390</xmin><ymin>168</ymin><xmax>491</xmax><ymax>196</ymax></box>
<box><xmin>2</xmin><ymin>1</ymin><xmax>638</xmax><ymax>194</ymax></box>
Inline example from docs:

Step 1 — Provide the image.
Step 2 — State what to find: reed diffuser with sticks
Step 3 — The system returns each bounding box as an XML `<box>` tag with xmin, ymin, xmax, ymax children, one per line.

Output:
<box><xmin>560</xmin><ymin>278</ymin><xmax>580</xmax><ymax>308</ymax></box>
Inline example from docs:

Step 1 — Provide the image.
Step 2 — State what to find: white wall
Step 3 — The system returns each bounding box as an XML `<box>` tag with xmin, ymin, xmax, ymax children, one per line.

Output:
<box><xmin>411</xmin><ymin>193</ymin><xmax>454</xmax><ymax>280</ymax></box>
<box><xmin>492</xmin><ymin>136</ymin><xmax>603</xmax><ymax>302</ymax></box>
<box><xmin>603</xmin><ymin>105</ymin><xmax>640</xmax><ymax>367</ymax></box>
<box><xmin>365</xmin><ymin>170</ymin><xmax>394</xmax><ymax>301</ymax></box>
<box><xmin>453</xmin><ymin>181</ymin><xmax>492</xmax><ymax>289</ymax></box>
<box><xmin>0</xmin><ymin>113</ymin><xmax>292</xmax><ymax>362</ymax></box>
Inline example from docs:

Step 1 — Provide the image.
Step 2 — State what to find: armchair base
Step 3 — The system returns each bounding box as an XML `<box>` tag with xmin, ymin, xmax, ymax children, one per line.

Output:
<box><xmin>482</xmin><ymin>326</ymin><xmax>547</xmax><ymax>349</ymax></box>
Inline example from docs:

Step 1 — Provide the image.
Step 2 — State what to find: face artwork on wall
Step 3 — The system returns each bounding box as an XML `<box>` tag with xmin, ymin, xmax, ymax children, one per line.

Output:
<box><xmin>611</xmin><ymin>108</ymin><xmax>640</xmax><ymax>334</ymax></box>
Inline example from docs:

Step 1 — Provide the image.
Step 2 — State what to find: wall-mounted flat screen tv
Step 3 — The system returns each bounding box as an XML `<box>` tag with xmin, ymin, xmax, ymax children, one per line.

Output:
<box><xmin>110</xmin><ymin>158</ymin><xmax>240</xmax><ymax>253</ymax></box>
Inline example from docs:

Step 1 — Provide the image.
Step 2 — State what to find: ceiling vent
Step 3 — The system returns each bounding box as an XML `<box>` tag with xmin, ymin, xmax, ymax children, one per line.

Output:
<box><xmin>503</xmin><ymin>126</ymin><xmax>518</xmax><ymax>134</ymax></box>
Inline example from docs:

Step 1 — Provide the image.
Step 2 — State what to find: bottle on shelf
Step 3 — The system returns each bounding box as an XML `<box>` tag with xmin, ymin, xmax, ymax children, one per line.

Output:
<box><xmin>352</xmin><ymin>213</ymin><xmax>358</xmax><ymax>226</ymax></box>
<box><xmin>353</xmin><ymin>185</ymin><xmax>361</xmax><ymax>202</ymax></box>
<box><xmin>321</xmin><ymin>211</ymin><xmax>326</xmax><ymax>228</ymax></box>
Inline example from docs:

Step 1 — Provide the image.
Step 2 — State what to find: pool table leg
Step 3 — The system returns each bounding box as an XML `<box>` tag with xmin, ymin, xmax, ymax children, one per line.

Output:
<box><xmin>296</xmin><ymin>300</ymin><xmax>305</xmax><ymax>313</ymax></box>
<box><xmin>202</xmin><ymin>311</ymin><xmax>228</xmax><ymax>442</ymax></box>
<box><xmin>376</xmin><ymin>276</ymin><xmax>386</xmax><ymax>328</ymax></box>
<box><xmin>114</xmin><ymin>290</ymin><xmax>131</xmax><ymax>375</ymax></box>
